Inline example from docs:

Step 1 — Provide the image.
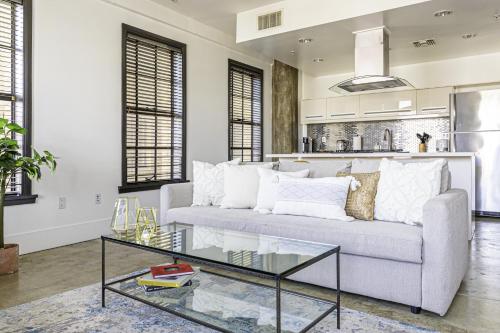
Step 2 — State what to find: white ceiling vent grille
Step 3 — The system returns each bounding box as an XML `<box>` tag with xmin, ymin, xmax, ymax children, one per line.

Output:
<box><xmin>412</xmin><ymin>39</ymin><xmax>436</xmax><ymax>48</ymax></box>
<box><xmin>258</xmin><ymin>10</ymin><xmax>282</xmax><ymax>30</ymax></box>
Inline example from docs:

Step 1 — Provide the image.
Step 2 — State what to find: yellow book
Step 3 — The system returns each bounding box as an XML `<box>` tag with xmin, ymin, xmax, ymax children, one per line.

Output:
<box><xmin>137</xmin><ymin>268</ymin><xmax>199</xmax><ymax>288</ymax></box>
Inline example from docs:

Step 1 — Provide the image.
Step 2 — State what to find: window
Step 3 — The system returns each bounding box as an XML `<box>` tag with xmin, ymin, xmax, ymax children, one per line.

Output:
<box><xmin>228</xmin><ymin>60</ymin><xmax>263</xmax><ymax>162</ymax></box>
<box><xmin>2</xmin><ymin>0</ymin><xmax>34</xmax><ymax>206</ymax></box>
<box><xmin>120</xmin><ymin>25</ymin><xmax>186</xmax><ymax>193</ymax></box>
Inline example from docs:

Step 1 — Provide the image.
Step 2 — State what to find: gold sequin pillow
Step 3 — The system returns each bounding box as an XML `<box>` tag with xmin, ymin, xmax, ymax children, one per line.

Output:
<box><xmin>337</xmin><ymin>171</ymin><xmax>380</xmax><ymax>221</ymax></box>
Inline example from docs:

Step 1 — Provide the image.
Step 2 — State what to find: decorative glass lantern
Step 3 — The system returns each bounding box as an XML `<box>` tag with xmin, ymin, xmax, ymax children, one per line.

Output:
<box><xmin>135</xmin><ymin>207</ymin><xmax>158</xmax><ymax>243</ymax></box>
<box><xmin>111</xmin><ymin>197</ymin><xmax>141</xmax><ymax>232</ymax></box>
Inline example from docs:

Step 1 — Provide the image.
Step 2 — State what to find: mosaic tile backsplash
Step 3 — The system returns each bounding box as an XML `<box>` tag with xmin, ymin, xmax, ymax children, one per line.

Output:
<box><xmin>309</xmin><ymin>117</ymin><xmax>450</xmax><ymax>153</ymax></box>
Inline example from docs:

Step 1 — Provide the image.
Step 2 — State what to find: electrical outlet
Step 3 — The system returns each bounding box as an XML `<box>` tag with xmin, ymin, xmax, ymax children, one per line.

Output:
<box><xmin>95</xmin><ymin>194</ymin><xmax>102</xmax><ymax>205</ymax></box>
<box><xmin>58</xmin><ymin>197</ymin><xmax>66</xmax><ymax>209</ymax></box>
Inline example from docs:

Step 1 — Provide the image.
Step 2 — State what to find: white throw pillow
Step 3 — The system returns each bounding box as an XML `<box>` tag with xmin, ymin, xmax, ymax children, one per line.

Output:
<box><xmin>273</xmin><ymin>177</ymin><xmax>354</xmax><ymax>221</ymax></box>
<box><xmin>374</xmin><ymin>158</ymin><xmax>446</xmax><ymax>225</ymax></box>
<box><xmin>254</xmin><ymin>168</ymin><xmax>310</xmax><ymax>214</ymax></box>
<box><xmin>352</xmin><ymin>158</ymin><xmax>450</xmax><ymax>193</ymax></box>
<box><xmin>192</xmin><ymin>159</ymin><xmax>240</xmax><ymax>206</ymax></box>
<box><xmin>220</xmin><ymin>163</ymin><xmax>274</xmax><ymax>209</ymax></box>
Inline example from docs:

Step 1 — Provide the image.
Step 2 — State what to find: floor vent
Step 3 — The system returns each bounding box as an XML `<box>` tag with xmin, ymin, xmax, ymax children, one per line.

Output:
<box><xmin>412</xmin><ymin>39</ymin><xmax>436</xmax><ymax>48</ymax></box>
<box><xmin>258</xmin><ymin>10</ymin><xmax>282</xmax><ymax>30</ymax></box>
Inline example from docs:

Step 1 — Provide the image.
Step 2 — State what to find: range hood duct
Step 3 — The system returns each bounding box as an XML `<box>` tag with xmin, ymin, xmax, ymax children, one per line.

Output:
<box><xmin>330</xmin><ymin>27</ymin><xmax>413</xmax><ymax>94</ymax></box>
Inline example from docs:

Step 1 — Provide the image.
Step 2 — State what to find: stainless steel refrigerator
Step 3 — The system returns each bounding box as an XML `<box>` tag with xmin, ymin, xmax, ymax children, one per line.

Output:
<box><xmin>452</xmin><ymin>89</ymin><xmax>500</xmax><ymax>217</ymax></box>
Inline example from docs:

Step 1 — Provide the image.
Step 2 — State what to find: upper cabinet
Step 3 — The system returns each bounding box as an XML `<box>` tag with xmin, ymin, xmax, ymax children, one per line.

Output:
<box><xmin>360</xmin><ymin>90</ymin><xmax>416</xmax><ymax>117</ymax></box>
<box><xmin>300</xmin><ymin>87</ymin><xmax>452</xmax><ymax>124</ymax></box>
<box><xmin>417</xmin><ymin>87</ymin><xmax>453</xmax><ymax>115</ymax></box>
<box><xmin>301</xmin><ymin>98</ymin><xmax>326</xmax><ymax>123</ymax></box>
<box><xmin>326</xmin><ymin>96</ymin><xmax>360</xmax><ymax>120</ymax></box>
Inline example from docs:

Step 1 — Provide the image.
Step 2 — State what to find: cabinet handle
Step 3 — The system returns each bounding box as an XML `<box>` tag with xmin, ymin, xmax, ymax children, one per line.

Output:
<box><xmin>365</xmin><ymin>109</ymin><xmax>413</xmax><ymax>115</ymax></box>
<box><xmin>330</xmin><ymin>113</ymin><xmax>356</xmax><ymax>117</ymax></box>
<box><xmin>420</xmin><ymin>106</ymin><xmax>447</xmax><ymax>112</ymax></box>
<box><xmin>305</xmin><ymin>115</ymin><xmax>324</xmax><ymax>119</ymax></box>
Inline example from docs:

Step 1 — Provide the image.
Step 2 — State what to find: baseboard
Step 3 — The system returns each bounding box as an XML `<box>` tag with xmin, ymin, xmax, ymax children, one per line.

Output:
<box><xmin>5</xmin><ymin>218</ymin><xmax>112</xmax><ymax>255</ymax></box>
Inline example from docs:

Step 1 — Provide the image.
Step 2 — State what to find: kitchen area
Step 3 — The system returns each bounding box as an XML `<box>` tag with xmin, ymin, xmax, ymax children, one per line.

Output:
<box><xmin>267</xmin><ymin>26</ymin><xmax>500</xmax><ymax>239</ymax></box>
<box><xmin>268</xmin><ymin>83</ymin><xmax>478</xmax><ymax>239</ymax></box>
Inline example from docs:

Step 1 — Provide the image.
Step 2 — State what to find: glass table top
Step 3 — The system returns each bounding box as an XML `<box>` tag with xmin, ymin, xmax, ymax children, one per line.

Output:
<box><xmin>103</xmin><ymin>222</ymin><xmax>339</xmax><ymax>277</ymax></box>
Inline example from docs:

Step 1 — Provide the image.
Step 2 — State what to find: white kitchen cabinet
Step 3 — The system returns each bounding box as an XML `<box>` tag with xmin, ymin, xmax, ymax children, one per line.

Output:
<box><xmin>301</xmin><ymin>98</ymin><xmax>326</xmax><ymax>123</ymax></box>
<box><xmin>417</xmin><ymin>87</ymin><xmax>453</xmax><ymax>115</ymax></box>
<box><xmin>360</xmin><ymin>90</ymin><xmax>417</xmax><ymax>117</ymax></box>
<box><xmin>326</xmin><ymin>96</ymin><xmax>360</xmax><ymax>120</ymax></box>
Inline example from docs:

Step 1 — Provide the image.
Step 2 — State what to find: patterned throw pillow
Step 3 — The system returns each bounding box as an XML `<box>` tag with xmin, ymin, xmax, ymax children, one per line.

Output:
<box><xmin>374</xmin><ymin>158</ymin><xmax>446</xmax><ymax>225</ymax></box>
<box><xmin>192</xmin><ymin>159</ymin><xmax>240</xmax><ymax>206</ymax></box>
<box><xmin>272</xmin><ymin>177</ymin><xmax>354</xmax><ymax>221</ymax></box>
<box><xmin>337</xmin><ymin>171</ymin><xmax>380</xmax><ymax>221</ymax></box>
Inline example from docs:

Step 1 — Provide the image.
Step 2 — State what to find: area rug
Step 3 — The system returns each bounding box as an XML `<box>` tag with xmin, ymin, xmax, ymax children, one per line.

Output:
<box><xmin>1</xmin><ymin>275</ymin><xmax>438</xmax><ymax>333</ymax></box>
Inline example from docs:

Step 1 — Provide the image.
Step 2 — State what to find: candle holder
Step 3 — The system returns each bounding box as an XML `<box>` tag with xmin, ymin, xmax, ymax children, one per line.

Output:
<box><xmin>135</xmin><ymin>207</ymin><xmax>158</xmax><ymax>243</ymax></box>
<box><xmin>111</xmin><ymin>197</ymin><xmax>141</xmax><ymax>232</ymax></box>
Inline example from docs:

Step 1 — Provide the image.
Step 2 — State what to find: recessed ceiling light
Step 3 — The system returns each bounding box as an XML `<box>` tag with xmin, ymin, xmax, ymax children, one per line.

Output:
<box><xmin>298</xmin><ymin>38</ymin><xmax>313</xmax><ymax>44</ymax></box>
<box><xmin>434</xmin><ymin>10</ymin><xmax>453</xmax><ymax>17</ymax></box>
<box><xmin>313</xmin><ymin>58</ymin><xmax>324</xmax><ymax>63</ymax></box>
<box><xmin>290</xmin><ymin>50</ymin><xmax>296</xmax><ymax>55</ymax></box>
<box><xmin>462</xmin><ymin>33</ymin><xmax>477</xmax><ymax>39</ymax></box>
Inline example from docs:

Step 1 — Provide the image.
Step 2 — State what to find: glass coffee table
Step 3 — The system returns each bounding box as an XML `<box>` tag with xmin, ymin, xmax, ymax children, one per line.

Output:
<box><xmin>101</xmin><ymin>223</ymin><xmax>340</xmax><ymax>332</ymax></box>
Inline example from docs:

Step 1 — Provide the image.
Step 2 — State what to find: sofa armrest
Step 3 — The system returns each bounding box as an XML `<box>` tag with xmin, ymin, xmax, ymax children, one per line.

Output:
<box><xmin>421</xmin><ymin>189</ymin><xmax>469</xmax><ymax>315</ymax></box>
<box><xmin>160</xmin><ymin>182</ymin><xmax>193</xmax><ymax>224</ymax></box>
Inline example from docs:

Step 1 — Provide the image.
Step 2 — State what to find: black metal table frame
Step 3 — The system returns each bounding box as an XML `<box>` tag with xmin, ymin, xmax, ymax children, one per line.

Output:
<box><xmin>101</xmin><ymin>235</ymin><xmax>341</xmax><ymax>332</ymax></box>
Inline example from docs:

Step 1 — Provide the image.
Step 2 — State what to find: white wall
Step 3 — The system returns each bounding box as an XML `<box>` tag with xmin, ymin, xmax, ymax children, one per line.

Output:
<box><xmin>302</xmin><ymin>51</ymin><xmax>500</xmax><ymax>99</ymax></box>
<box><xmin>5</xmin><ymin>0</ymin><xmax>273</xmax><ymax>254</ymax></box>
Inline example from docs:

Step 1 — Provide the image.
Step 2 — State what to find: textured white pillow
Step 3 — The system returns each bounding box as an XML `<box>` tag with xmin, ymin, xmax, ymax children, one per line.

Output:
<box><xmin>220</xmin><ymin>163</ymin><xmax>274</xmax><ymax>209</ymax></box>
<box><xmin>254</xmin><ymin>168</ymin><xmax>310</xmax><ymax>214</ymax></box>
<box><xmin>374</xmin><ymin>158</ymin><xmax>446</xmax><ymax>225</ymax></box>
<box><xmin>192</xmin><ymin>159</ymin><xmax>240</xmax><ymax>206</ymax></box>
<box><xmin>273</xmin><ymin>177</ymin><xmax>354</xmax><ymax>221</ymax></box>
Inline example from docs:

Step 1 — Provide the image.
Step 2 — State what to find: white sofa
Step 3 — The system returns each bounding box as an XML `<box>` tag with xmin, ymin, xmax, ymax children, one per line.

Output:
<box><xmin>160</xmin><ymin>181</ymin><xmax>469</xmax><ymax>316</ymax></box>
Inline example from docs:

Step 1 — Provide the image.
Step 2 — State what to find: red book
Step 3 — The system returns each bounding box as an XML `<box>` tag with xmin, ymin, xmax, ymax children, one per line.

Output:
<box><xmin>150</xmin><ymin>264</ymin><xmax>194</xmax><ymax>279</ymax></box>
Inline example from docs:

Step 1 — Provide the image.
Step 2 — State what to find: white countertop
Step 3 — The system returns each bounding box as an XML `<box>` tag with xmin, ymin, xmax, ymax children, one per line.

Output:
<box><xmin>267</xmin><ymin>152</ymin><xmax>476</xmax><ymax>159</ymax></box>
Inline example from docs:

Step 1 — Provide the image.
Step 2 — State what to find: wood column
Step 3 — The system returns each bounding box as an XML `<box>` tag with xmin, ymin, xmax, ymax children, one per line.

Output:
<box><xmin>272</xmin><ymin>60</ymin><xmax>298</xmax><ymax>154</ymax></box>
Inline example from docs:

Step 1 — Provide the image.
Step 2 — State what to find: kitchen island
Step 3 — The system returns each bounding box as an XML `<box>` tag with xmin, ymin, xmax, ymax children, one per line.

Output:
<box><xmin>267</xmin><ymin>152</ymin><xmax>476</xmax><ymax>239</ymax></box>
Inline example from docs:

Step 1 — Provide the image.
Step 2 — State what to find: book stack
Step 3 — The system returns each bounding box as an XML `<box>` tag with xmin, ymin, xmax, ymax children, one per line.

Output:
<box><xmin>137</xmin><ymin>263</ymin><xmax>199</xmax><ymax>292</ymax></box>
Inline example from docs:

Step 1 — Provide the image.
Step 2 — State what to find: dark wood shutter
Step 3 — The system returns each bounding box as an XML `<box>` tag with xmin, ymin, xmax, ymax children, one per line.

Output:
<box><xmin>122</xmin><ymin>25</ymin><xmax>186</xmax><ymax>192</ymax></box>
<box><xmin>0</xmin><ymin>0</ymin><xmax>25</xmax><ymax>196</ymax></box>
<box><xmin>228</xmin><ymin>60</ymin><xmax>263</xmax><ymax>162</ymax></box>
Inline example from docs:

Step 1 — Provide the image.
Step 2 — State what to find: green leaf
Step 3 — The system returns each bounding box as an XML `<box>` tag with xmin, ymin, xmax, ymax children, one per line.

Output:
<box><xmin>6</xmin><ymin>123</ymin><xmax>26</xmax><ymax>135</ymax></box>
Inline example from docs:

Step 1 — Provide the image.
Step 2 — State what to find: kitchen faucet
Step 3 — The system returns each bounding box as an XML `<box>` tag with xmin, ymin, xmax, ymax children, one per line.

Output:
<box><xmin>383</xmin><ymin>129</ymin><xmax>393</xmax><ymax>151</ymax></box>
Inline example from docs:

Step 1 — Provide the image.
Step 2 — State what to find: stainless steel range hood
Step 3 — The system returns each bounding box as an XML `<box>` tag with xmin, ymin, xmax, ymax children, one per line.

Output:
<box><xmin>330</xmin><ymin>27</ymin><xmax>413</xmax><ymax>94</ymax></box>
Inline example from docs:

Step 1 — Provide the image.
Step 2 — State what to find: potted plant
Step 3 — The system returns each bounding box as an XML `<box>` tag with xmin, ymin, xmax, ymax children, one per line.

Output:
<box><xmin>416</xmin><ymin>132</ymin><xmax>431</xmax><ymax>153</ymax></box>
<box><xmin>0</xmin><ymin>118</ymin><xmax>56</xmax><ymax>275</ymax></box>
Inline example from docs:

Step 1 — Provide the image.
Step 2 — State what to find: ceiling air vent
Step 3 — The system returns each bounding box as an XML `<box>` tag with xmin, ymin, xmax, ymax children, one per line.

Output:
<box><xmin>412</xmin><ymin>39</ymin><xmax>436</xmax><ymax>48</ymax></box>
<box><xmin>258</xmin><ymin>10</ymin><xmax>282</xmax><ymax>30</ymax></box>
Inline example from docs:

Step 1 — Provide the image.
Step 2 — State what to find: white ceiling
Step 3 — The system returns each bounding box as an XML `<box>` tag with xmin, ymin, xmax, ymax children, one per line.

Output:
<box><xmin>153</xmin><ymin>0</ymin><xmax>500</xmax><ymax>76</ymax></box>
<box><xmin>150</xmin><ymin>0</ymin><xmax>279</xmax><ymax>33</ymax></box>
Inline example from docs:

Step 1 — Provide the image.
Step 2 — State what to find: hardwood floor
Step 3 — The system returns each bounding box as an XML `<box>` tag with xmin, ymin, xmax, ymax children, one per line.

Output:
<box><xmin>1</xmin><ymin>219</ymin><xmax>499</xmax><ymax>332</ymax></box>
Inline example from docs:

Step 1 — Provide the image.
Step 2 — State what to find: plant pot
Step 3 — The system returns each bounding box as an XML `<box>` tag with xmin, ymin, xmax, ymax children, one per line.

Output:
<box><xmin>0</xmin><ymin>244</ymin><xmax>19</xmax><ymax>275</ymax></box>
<box><xmin>419</xmin><ymin>143</ymin><xmax>427</xmax><ymax>153</ymax></box>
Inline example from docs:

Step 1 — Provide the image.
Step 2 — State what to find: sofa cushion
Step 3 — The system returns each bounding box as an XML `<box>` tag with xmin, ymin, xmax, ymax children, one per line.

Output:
<box><xmin>278</xmin><ymin>160</ymin><xmax>351</xmax><ymax>177</ymax></box>
<box><xmin>166</xmin><ymin>206</ymin><xmax>423</xmax><ymax>264</ymax></box>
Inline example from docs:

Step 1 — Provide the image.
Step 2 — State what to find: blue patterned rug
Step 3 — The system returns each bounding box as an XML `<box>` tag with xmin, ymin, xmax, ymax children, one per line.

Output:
<box><xmin>1</xmin><ymin>275</ymin><xmax>438</xmax><ymax>333</ymax></box>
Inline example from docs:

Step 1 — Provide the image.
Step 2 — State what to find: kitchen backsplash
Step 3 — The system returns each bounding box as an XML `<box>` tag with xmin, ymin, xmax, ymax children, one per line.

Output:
<box><xmin>308</xmin><ymin>117</ymin><xmax>450</xmax><ymax>153</ymax></box>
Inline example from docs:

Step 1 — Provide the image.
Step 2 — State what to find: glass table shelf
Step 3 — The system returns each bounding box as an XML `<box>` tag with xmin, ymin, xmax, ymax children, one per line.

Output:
<box><xmin>106</xmin><ymin>270</ymin><xmax>336</xmax><ymax>333</ymax></box>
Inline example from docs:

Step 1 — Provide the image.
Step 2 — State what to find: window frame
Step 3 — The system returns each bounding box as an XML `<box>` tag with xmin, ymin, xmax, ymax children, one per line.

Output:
<box><xmin>5</xmin><ymin>0</ymin><xmax>36</xmax><ymax>206</ymax></box>
<box><xmin>119</xmin><ymin>24</ymin><xmax>187</xmax><ymax>194</ymax></box>
<box><xmin>227</xmin><ymin>59</ymin><xmax>264</xmax><ymax>162</ymax></box>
